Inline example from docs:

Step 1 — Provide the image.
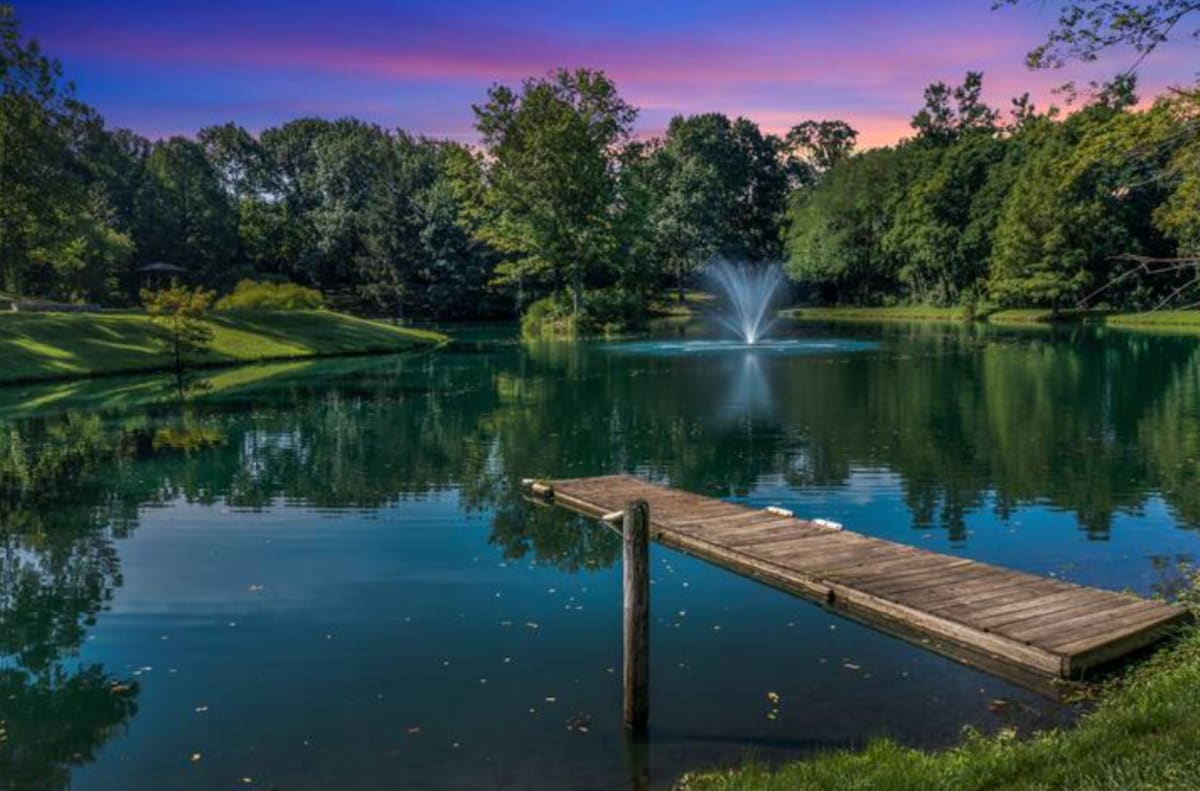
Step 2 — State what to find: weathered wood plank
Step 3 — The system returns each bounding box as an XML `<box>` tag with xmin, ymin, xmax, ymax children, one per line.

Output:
<box><xmin>834</xmin><ymin>556</ymin><xmax>975</xmax><ymax>586</ymax></box>
<box><xmin>691</xmin><ymin>519</ymin><xmax>828</xmax><ymax>545</ymax></box>
<box><xmin>923</xmin><ymin>577</ymin><xmax>1053</xmax><ymax>614</ymax></box>
<box><xmin>1016</xmin><ymin>600</ymin><xmax>1172</xmax><ymax>645</ymax></box>
<box><xmin>889</xmin><ymin>573</ymin><xmax>1042</xmax><ymax>613</ymax></box>
<box><xmin>830</xmin><ymin>554</ymin><xmax>969</xmax><ymax>584</ymax></box>
<box><xmin>863</xmin><ymin>564</ymin><xmax>1013</xmax><ymax>598</ymax></box>
<box><xmin>936</xmin><ymin>588</ymin><xmax>1094</xmax><ymax>622</ymax></box>
<box><xmin>982</xmin><ymin>593</ymin><xmax>1132</xmax><ymax>633</ymax></box>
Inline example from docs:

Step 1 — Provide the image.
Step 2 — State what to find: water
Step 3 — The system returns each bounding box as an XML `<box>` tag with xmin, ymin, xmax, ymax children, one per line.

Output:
<box><xmin>705</xmin><ymin>262</ymin><xmax>787</xmax><ymax>344</ymax></box>
<box><xmin>3</xmin><ymin>320</ymin><xmax>1199</xmax><ymax>790</ymax></box>
<box><xmin>604</xmin><ymin>338</ymin><xmax>877</xmax><ymax>356</ymax></box>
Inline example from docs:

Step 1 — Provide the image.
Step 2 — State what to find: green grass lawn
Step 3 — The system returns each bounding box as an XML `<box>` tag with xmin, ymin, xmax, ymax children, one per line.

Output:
<box><xmin>784</xmin><ymin>305</ymin><xmax>972</xmax><ymax>322</ymax></box>
<box><xmin>983</xmin><ymin>308</ymin><xmax>1060</xmax><ymax>324</ymax></box>
<box><xmin>649</xmin><ymin>290</ymin><xmax>718</xmax><ymax>317</ymax></box>
<box><xmin>783</xmin><ymin>306</ymin><xmax>1180</xmax><ymax>328</ymax></box>
<box><xmin>1105</xmin><ymin>310</ymin><xmax>1200</xmax><ymax>329</ymax></box>
<box><xmin>985</xmin><ymin>308</ymin><xmax>1115</xmax><ymax>324</ymax></box>
<box><xmin>0</xmin><ymin>309</ymin><xmax>445</xmax><ymax>384</ymax></box>
<box><xmin>680</xmin><ymin>592</ymin><xmax>1200</xmax><ymax>791</ymax></box>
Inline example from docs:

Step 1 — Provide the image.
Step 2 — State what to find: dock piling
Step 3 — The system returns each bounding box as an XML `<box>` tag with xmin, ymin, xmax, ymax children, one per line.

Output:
<box><xmin>623</xmin><ymin>498</ymin><xmax>650</xmax><ymax>731</ymax></box>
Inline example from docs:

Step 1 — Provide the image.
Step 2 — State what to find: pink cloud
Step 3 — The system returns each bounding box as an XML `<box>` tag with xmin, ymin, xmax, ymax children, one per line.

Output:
<box><xmin>30</xmin><ymin>2</ymin><xmax>1196</xmax><ymax>149</ymax></box>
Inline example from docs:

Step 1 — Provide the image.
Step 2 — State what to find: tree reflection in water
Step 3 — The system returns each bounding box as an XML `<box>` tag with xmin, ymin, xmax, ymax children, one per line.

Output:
<box><xmin>0</xmin><ymin>323</ymin><xmax>1198</xmax><ymax>784</ymax></box>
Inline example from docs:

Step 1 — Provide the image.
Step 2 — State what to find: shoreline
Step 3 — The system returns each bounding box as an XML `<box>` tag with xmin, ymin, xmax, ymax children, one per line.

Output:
<box><xmin>783</xmin><ymin>306</ymin><xmax>1200</xmax><ymax>330</ymax></box>
<box><xmin>0</xmin><ymin>310</ymin><xmax>447</xmax><ymax>387</ymax></box>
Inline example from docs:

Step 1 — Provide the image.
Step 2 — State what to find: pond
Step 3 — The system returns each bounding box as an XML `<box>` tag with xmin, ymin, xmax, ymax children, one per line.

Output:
<box><xmin>2</xmin><ymin>319</ymin><xmax>1199</xmax><ymax>790</ymax></box>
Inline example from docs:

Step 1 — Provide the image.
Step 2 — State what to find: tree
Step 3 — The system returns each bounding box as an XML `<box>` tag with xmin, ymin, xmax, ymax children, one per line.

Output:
<box><xmin>997</xmin><ymin>0</ymin><xmax>1200</xmax><ymax>305</ymax></box>
<box><xmin>473</xmin><ymin>68</ymin><xmax>636</xmax><ymax>317</ymax></box>
<box><xmin>727</xmin><ymin>117</ymin><xmax>791</xmax><ymax>262</ymax></box>
<box><xmin>995</xmin><ymin>1</ymin><xmax>1200</xmax><ymax>72</ymax></box>
<box><xmin>198</xmin><ymin>122</ymin><xmax>266</xmax><ymax>202</ymax></box>
<box><xmin>1</xmin><ymin>5</ymin><xmax>65</xmax><ymax>294</ymax></box>
<box><xmin>358</xmin><ymin>134</ymin><xmax>495</xmax><ymax>318</ymax></box>
<box><xmin>784</xmin><ymin>147</ymin><xmax>911</xmax><ymax>303</ymax></box>
<box><xmin>884</xmin><ymin>135</ymin><xmax>1008</xmax><ymax>304</ymax></box>
<box><xmin>910</xmin><ymin>72</ymin><xmax>1000</xmax><ymax>144</ymax></box>
<box><xmin>1153</xmin><ymin>89</ymin><xmax>1200</xmax><ymax>255</ymax></box>
<box><xmin>136</xmin><ymin>138</ymin><xmax>238</xmax><ymax>287</ymax></box>
<box><xmin>141</xmin><ymin>284</ymin><xmax>215</xmax><ymax>395</ymax></box>
<box><xmin>786</xmin><ymin>119</ymin><xmax>859</xmax><ymax>176</ymax></box>
<box><xmin>645</xmin><ymin>113</ymin><xmax>791</xmax><ymax>300</ymax></box>
<box><xmin>0</xmin><ymin>5</ymin><xmax>130</xmax><ymax>302</ymax></box>
<box><xmin>645</xmin><ymin>115</ymin><xmax>729</xmax><ymax>300</ymax></box>
<box><xmin>988</xmin><ymin>92</ymin><xmax>1172</xmax><ymax>308</ymax></box>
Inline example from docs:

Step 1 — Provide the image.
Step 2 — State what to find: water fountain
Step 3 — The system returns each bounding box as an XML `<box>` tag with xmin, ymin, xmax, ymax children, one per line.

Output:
<box><xmin>604</xmin><ymin>259</ymin><xmax>875</xmax><ymax>357</ymax></box>
<box><xmin>706</xmin><ymin>261</ymin><xmax>786</xmax><ymax>345</ymax></box>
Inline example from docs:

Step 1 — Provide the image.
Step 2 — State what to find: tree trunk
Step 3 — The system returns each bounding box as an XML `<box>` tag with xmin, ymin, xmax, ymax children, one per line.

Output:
<box><xmin>572</xmin><ymin>264</ymin><xmax>583</xmax><ymax>317</ymax></box>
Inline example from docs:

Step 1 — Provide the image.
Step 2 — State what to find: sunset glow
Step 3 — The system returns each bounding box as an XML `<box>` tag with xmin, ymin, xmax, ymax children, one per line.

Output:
<box><xmin>22</xmin><ymin>0</ymin><xmax>1197</xmax><ymax>145</ymax></box>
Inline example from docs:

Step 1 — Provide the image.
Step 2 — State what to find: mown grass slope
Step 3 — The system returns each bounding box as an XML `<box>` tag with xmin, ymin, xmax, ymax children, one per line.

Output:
<box><xmin>0</xmin><ymin>310</ymin><xmax>444</xmax><ymax>384</ymax></box>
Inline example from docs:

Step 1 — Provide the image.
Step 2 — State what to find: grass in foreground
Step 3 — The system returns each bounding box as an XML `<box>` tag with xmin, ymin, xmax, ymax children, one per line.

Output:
<box><xmin>0</xmin><ymin>310</ymin><xmax>445</xmax><ymax>384</ymax></box>
<box><xmin>679</xmin><ymin>591</ymin><xmax>1200</xmax><ymax>791</ymax></box>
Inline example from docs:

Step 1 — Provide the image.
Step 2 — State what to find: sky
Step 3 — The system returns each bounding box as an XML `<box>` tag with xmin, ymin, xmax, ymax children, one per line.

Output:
<box><xmin>17</xmin><ymin>0</ymin><xmax>1200</xmax><ymax>148</ymax></box>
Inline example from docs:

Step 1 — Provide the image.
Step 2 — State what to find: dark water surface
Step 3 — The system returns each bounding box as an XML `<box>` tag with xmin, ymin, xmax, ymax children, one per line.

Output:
<box><xmin>2</xmin><ymin>320</ymin><xmax>1199</xmax><ymax>790</ymax></box>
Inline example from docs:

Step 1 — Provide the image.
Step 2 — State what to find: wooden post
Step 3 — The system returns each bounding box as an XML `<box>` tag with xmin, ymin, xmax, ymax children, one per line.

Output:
<box><xmin>623</xmin><ymin>498</ymin><xmax>650</xmax><ymax>731</ymax></box>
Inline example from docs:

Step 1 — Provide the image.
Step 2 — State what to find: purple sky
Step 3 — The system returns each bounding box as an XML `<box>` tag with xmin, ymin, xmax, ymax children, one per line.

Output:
<box><xmin>18</xmin><ymin>0</ymin><xmax>1200</xmax><ymax>148</ymax></box>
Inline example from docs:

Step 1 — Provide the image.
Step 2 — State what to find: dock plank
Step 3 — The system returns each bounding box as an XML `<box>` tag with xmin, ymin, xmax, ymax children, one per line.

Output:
<box><xmin>527</xmin><ymin>475</ymin><xmax>1190</xmax><ymax>679</ymax></box>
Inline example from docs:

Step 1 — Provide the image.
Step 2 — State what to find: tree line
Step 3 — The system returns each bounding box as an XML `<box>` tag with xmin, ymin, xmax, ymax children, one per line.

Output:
<box><xmin>788</xmin><ymin>72</ymin><xmax>1199</xmax><ymax>310</ymax></box>
<box><xmin>3</xmin><ymin>3</ymin><xmax>1198</xmax><ymax>327</ymax></box>
<box><xmin>1</xmin><ymin>6</ymin><xmax>802</xmax><ymax>327</ymax></box>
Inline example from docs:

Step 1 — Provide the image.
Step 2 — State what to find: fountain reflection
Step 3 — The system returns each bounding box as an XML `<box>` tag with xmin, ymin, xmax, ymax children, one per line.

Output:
<box><xmin>718</xmin><ymin>352</ymin><xmax>775</xmax><ymax>422</ymax></box>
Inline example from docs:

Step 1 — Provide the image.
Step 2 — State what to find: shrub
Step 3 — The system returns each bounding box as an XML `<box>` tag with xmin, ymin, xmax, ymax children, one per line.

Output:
<box><xmin>520</xmin><ymin>297</ymin><xmax>578</xmax><ymax>339</ymax></box>
<box><xmin>215</xmin><ymin>280</ymin><xmax>324</xmax><ymax>311</ymax></box>
<box><xmin>582</xmin><ymin>289</ymin><xmax>645</xmax><ymax>333</ymax></box>
<box><xmin>520</xmin><ymin>291</ymin><xmax>646</xmax><ymax>339</ymax></box>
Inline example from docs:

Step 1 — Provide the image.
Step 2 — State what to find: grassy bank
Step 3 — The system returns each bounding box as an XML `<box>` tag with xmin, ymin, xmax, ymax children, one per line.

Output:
<box><xmin>649</xmin><ymin>290</ymin><xmax>718</xmax><ymax>318</ymax></box>
<box><xmin>784</xmin><ymin>306</ymin><xmax>1200</xmax><ymax>328</ymax></box>
<box><xmin>784</xmin><ymin>306</ymin><xmax>972</xmax><ymax>322</ymax></box>
<box><xmin>0</xmin><ymin>310</ymin><xmax>445</xmax><ymax>385</ymax></box>
<box><xmin>680</xmin><ymin>594</ymin><xmax>1200</xmax><ymax>791</ymax></box>
<box><xmin>1105</xmin><ymin>310</ymin><xmax>1200</xmax><ymax>330</ymax></box>
<box><xmin>987</xmin><ymin>308</ymin><xmax>1116</xmax><ymax>324</ymax></box>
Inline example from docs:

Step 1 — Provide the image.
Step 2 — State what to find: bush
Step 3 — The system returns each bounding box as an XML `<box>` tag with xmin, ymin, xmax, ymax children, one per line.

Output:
<box><xmin>520</xmin><ymin>297</ymin><xmax>578</xmax><ymax>339</ymax></box>
<box><xmin>520</xmin><ymin>290</ymin><xmax>646</xmax><ymax>339</ymax></box>
<box><xmin>215</xmin><ymin>280</ymin><xmax>324</xmax><ymax>311</ymax></box>
<box><xmin>582</xmin><ymin>289</ymin><xmax>644</xmax><ymax>331</ymax></box>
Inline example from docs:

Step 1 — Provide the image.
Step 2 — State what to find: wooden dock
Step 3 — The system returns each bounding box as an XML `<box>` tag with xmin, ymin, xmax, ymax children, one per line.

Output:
<box><xmin>525</xmin><ymin>475</ymin><xmax>1190</xmax><ymax>680</ymax></box>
